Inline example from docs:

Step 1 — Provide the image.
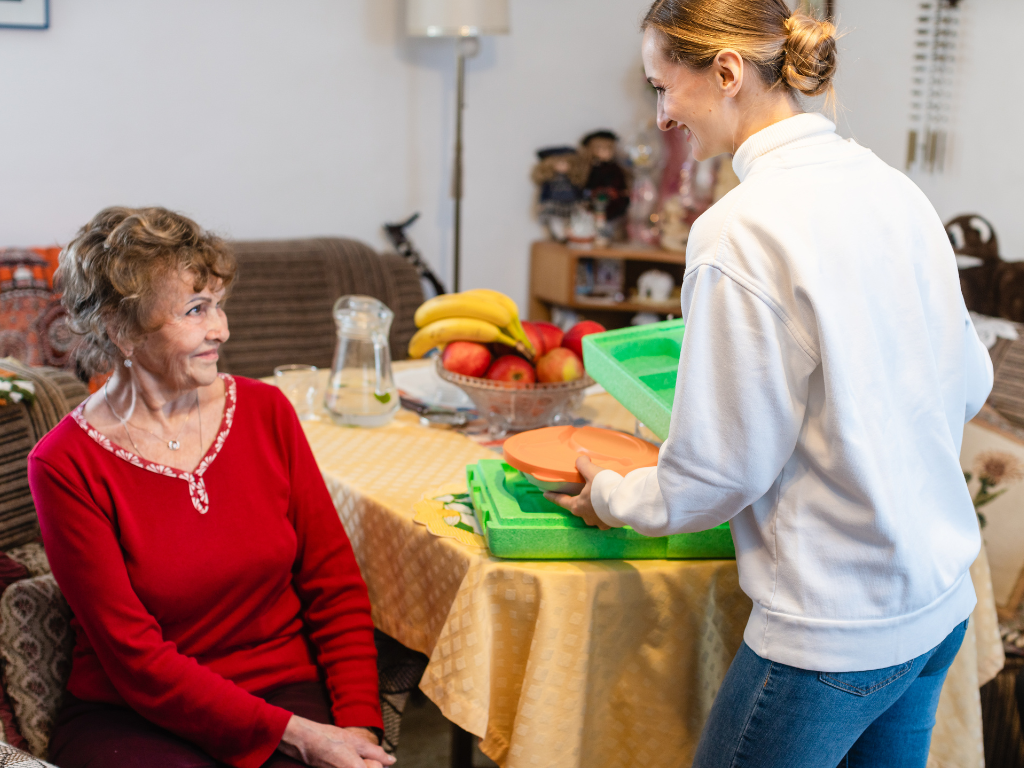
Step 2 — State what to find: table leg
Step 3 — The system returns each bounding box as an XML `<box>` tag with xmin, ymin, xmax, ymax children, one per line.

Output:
<box><xmin>451</xmin><ymin>723</ymin><xmax>475</xmax><ymax>768</ymax></box>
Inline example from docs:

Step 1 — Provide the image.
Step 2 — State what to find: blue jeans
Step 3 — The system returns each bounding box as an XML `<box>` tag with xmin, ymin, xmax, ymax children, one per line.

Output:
<box><xmin>692</xmin><ymin>619</ymin><xmax>969</xmax><ymax>768</ymax></box>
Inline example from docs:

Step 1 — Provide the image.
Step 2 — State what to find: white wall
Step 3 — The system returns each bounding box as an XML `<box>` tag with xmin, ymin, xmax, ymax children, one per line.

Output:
<box><xmin>0</xmin><ymin>0</ymin><xmax>654</xmax><ymax>311</ymax></box>
<box><xmin>1</xmin><ymin>0</ymin><xmax>1019</xmax><ymax>316</ymax></box>
<box><xmin>834</xmin><ymin>0</ymin><xmax>1024</xmax><ymax>261</ymax></box>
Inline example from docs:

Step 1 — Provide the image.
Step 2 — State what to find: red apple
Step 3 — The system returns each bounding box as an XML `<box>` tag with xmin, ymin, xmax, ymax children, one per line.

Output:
<box><xmin>442</xmin><ymin>341</ymin><xmax>492</xmax><ymax>378</ymax></box>
<box><xmin>536</xmin><ymin>348</ymin><xmax>584</xmax><ymax>383</ymax></box>
<box><xmin>534</xmin><ymin>322</ymin><xmax>564</xmax><ymax>353</ymax></box>
<box><xmin>520</xmin><ymin>321</ymin><xmax>546</xmax><ymax>358</ymax></box>
<box><xmin>486</xmin><ymin>355</ymin><xmax>536</xmax><ymax>385</ymax></box>
<box><xmin>562</xmin><ymin>320</ymin><xmax>606</xmax><ymax>361</ymax></box>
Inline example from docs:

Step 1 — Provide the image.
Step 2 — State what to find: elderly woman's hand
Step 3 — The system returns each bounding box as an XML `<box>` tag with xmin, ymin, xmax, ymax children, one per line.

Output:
<box><xmin>279</xmin><ymin>716</ymin><xmax>395</xmax><ymax>768</ymax></box>
<box><xmin>544</xmin><ymin>456</ymin><xmax>611</xmax><ymax>530</ymax></box>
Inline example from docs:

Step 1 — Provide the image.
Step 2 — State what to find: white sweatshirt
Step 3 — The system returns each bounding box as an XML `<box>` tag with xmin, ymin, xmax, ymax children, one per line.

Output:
<box><xmin>591</xmin><ymin>113</ymin><xmax>993</xmax><ymax>672</ymax></box>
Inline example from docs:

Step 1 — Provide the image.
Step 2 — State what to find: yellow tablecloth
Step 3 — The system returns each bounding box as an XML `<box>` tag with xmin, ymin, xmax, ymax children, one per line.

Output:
<box><xmin>303</xmin><ymin>368</ymin><xmax>1002</xmax><ymax>768</ymax></box>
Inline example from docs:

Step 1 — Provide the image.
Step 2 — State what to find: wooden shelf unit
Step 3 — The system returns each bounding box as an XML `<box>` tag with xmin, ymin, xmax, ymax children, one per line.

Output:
<box><xmin>528</xmin><ymin>240</ymin><xmax>685</xmax><ymax>329</ymax></box>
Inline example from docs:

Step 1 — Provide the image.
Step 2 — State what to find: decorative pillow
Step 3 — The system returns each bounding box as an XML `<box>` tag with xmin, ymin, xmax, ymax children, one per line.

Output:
<box><xmin>3</xmin><ymin>545</ymin><xmax>49</xmax><ymax>579</ymax></box>
<box><xmin>0</xmin><ymin>552</ymin><xmax>31</xmax><ymax>750</ymax></box>
<box><xmin>0</xmin><ymin>575</ymin><xmax>72</xmax><ymax>759</ymax></box>
<box><xmin>0</xmin><ymin>554</ymin><xmax>29</xmax><ymax>590</ymax></box>
<box><xmin>0</xmin><ymin>247</ymin><xmax>74</xmax><ymax>371</ymax></box>
<box><xmin>0</xmin><ymin>743</ymin><xmax>56</xmax><ymax>767</ymax></box>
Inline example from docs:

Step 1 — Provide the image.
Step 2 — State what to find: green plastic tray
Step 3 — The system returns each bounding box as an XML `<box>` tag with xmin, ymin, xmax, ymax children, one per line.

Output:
<box><xmin>467</xmin><ymin>459</ymin><xmax>734</xmax><ymax>560</ymax></box>
<box><xmin>581</xmin><ymin>319</ymin><xmax>685</xmax><ymax>441</ymax></box>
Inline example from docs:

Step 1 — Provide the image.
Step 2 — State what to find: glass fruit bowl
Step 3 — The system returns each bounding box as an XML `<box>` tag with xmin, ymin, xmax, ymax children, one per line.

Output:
<box><xmin>435</xmin><ymin>357</ymin><xmax>594</xmax><ymax>436</ymax></box>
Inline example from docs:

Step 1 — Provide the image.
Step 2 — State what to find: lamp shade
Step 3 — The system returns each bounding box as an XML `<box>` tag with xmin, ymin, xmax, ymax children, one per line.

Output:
<box><xmin>406</xmin><ymin>0</ymin><xmax>509</xmax><ymax>37</ymax></box>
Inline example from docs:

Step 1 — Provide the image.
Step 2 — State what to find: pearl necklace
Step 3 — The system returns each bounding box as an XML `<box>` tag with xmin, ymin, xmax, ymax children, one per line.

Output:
<box><xmin>104</xmin><ymin>383</ymin><xmax>199</xmax><ymax>453</ymax></box>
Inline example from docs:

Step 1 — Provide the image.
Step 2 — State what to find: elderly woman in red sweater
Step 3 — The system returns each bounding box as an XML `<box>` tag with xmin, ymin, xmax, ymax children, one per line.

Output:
<box><xmin>28</xmin><ymin>207</ymin><xmax>393</xmax><ymax>768</ymax></box>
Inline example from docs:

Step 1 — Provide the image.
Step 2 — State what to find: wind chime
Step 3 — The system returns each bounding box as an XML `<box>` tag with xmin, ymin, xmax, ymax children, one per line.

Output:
<box><xmin>906</xmin><ymin>0</ymin><xmax>962</xmax><ymax>173</ymax></box>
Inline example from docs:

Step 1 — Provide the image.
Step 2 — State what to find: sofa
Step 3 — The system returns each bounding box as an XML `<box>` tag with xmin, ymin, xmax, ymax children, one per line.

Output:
<box><xmin>218</xmin><ymin>237</ymin><xmax>424</xmax><ymax>378</ymax></box>
<box><xmin>0</xmin><ymin>237</ymin><xmax>427</xmax><ymax>763</ymax></box>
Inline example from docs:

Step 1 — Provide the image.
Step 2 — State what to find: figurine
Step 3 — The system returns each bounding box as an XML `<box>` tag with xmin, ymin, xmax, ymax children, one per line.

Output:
<box><xmin>593</xmin><ymin>259</ymin><xmax>625</xmax><ymax>300</ymax></box>
<box><xmin>637</xmin><ymin>269</ymin><xmax>674</xmax><ymax>302</ymax></box>
<box><xmin>630</xmin><ymin>312</ymin><xmax>662</xmax><ymax>326</ymax></box>
<box><xmin>532</xmin><ymin>146</ymin><xmax>588</xmax><ymax>242</ymax></box>
<box><xmin>566</xmin><ymin>204</ymin><xmax>597</xmax><ymax>248</ymax></box>
<box><xmin>659</xmin><ymin>196</ymin><xmax>690</xmax><ymax>252</ymax></box>
<box><xmin>581</xmin><ymin>130</ymin><xmax>631</xmax><ymax>224</ymax></box>
<box><xmin>626</xmin><ymin>125</ymin><xmax>662</xmax><ymax>246</ymax></box>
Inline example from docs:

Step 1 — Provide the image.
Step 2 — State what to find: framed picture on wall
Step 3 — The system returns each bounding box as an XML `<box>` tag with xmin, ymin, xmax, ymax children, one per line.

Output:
<box><xmin>0</xmin><ymin>0</ymin><xmax>49</xmax><ymax>30</ymax></box>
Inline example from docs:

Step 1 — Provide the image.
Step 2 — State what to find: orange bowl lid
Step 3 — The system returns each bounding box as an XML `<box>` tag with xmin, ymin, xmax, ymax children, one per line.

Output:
<box><xmin>502</xmin><ymin>426</ymin><xmax>659</xmax><ymax>484</ymax></box>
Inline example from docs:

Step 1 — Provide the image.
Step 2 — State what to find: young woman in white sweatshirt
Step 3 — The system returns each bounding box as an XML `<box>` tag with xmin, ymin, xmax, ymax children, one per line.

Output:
<box><xmin>546</xmin><ymin>1</ymin><xmax>994</xmax><ymax>765</ymax></box>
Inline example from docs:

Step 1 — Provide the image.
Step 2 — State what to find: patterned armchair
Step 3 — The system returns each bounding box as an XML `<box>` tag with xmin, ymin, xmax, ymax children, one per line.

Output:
<box><xmin>0</xmin><ymin>358</ymin><xmax>87</xmax><ymax>762</ymax></box>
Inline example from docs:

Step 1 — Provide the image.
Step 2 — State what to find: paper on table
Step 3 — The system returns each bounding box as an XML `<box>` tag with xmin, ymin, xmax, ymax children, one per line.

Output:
<box><xmin>412</xmin><ymin>483</ymin><xmax>487</xmax><ymax>549</ymax></box>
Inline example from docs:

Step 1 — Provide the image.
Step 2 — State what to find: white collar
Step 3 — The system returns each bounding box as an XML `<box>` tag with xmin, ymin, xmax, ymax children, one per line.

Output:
<box><xmin>731</xmin><ymin>112</ymin><xmax>837</xmax><ymax>181</ymax></box>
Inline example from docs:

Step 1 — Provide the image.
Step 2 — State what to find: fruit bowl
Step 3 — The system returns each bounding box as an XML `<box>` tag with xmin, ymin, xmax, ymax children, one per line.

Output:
<box><xmin>435</xmin><ymin>358</ymin><xmax>594</xmax><ymax>436</ymax></box>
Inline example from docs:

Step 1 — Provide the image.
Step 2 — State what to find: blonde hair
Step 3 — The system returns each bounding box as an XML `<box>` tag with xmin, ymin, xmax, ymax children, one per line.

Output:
<box><xmin>642</xmin><ymin>0</ymin><xmax>837</xmax><ymax>102</ymax></box>
<box><xmin>58</xmin><ymin>206</ymin><xmax>237</xmax><ymax>376</ymax></box>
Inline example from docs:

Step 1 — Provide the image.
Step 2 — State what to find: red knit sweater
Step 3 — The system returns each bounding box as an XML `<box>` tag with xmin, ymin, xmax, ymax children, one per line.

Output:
<box><xmin>28</xmin><ymin>375</ymin><xmax>382</xmax><ymax>768</ymax></box>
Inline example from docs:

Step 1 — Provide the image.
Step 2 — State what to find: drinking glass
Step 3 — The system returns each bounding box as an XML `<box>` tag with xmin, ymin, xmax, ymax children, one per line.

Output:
<box><xmin>274</xmin><ymin>364</ymin><xmax>319</xmax><ymax>421</ymax></box>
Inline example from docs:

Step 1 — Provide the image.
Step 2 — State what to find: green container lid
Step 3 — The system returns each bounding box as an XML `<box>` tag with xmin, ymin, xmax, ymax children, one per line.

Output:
<box><xmin>468</xmin><ymin>459</ymin><xmax>734</xmax><ymax>560</ymax></box>
<box><xmin>581</xmin><ymin>319</ymin><xmax>685</xmax><ymax>441</ymax></box>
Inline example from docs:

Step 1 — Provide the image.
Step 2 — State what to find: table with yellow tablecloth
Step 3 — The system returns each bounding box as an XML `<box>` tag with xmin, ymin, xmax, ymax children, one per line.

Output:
<box><xmin>303</xmin><ymin>367</ymin><xmax>1003</xmax><ymax>768</ymax></box>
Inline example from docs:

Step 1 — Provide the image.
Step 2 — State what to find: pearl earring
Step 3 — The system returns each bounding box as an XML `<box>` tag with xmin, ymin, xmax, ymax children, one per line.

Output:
<box><xmin>124</xmin><ymin>359</ymin><xmax>133</xmax><ymax>368</ymax></box>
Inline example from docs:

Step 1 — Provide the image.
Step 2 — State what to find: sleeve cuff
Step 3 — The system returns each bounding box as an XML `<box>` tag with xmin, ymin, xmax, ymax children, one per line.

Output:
<box><xmin>332</xmin><ymin>702</ymin><xmax>385</xmax><ymax>732</ymax></box>
<box><xmin>234</xmin><ymin>704</ymin><xmax>293</xmax><ymax>768</ymax></box>
<box><xmin>591</xmin><ymin>470</ymin><xmax>626</xmax><ymax>528</ymax></box>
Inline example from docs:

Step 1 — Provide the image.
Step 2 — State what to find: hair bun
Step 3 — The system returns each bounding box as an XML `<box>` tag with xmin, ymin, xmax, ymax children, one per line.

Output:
<box><xmin>782</xmin><ymin>11</ymin><xmax>837</xmax><ymax>97</ymax></box>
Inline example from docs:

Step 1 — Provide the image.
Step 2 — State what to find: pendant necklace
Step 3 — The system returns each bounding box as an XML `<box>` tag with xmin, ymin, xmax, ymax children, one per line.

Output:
<box><xmin>104</xmin><ymin>383</ymin><xmax>198</xmax><ymax>452</ymax></box>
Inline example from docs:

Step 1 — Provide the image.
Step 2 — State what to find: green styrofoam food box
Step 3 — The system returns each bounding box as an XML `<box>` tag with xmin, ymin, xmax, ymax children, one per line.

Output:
<box><xmin>468</xmin><ymin>459</ymin><xmax>734</xmax><ymax>560</ymax></box>
<box><xmin>581</xmin><ymin>319</ymin><xmax>685</xmax><ymax>442</ymax></box>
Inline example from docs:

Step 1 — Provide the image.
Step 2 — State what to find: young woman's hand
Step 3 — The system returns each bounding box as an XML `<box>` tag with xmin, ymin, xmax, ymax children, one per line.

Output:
<box><xmin>279</xmin><ymin>715</ymin><xmax>395</xmax><ymax>768</ymax></box>
<box><xmin>544</xmin><ymin>456</ymin><xmax>611</xmax><ymax>530</ymax></box>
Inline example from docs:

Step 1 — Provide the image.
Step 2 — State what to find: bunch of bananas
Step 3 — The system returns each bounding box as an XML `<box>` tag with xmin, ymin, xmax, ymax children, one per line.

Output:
<box><xmin>408</xmin><ymin>289</ymin><xmax>535</xmax><ymax>360</ymax></box>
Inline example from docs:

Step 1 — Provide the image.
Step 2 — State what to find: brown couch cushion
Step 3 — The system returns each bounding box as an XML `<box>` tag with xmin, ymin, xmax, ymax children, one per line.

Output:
<box><xmin>219</xmin><ymin>238</ymin><xmax>423</xmax><ymax>379</ymax></box>
<box><xmin>0</xmin><ymin>359</ymin><xmax>88</xmax><ymax>443</ymax></box>
<box><xmin>0</xmin><ymin>361</ymin><xmax>88</xmax><ymax>551</ymax></box>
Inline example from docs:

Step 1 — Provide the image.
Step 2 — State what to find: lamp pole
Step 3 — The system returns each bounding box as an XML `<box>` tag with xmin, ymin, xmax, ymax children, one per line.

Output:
<box><xmin>451</xmin><ymin>36</ymin><xmax>478</xmax><ymax>293</ymax></box>
<box><xmin>452</xmin><ymin>44</ymin><xmax>466</xmax><ymax>293</ymax></box>
<box><xmin>405</xmin><ymin>0</ymin><xmax>508</xmax><ymax>294</ymax></box>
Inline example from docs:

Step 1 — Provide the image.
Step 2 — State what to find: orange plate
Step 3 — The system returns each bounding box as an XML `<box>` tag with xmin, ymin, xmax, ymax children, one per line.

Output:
<box><xmin>502</xmin><ymin>426</ymin><xmax>659</xmax><ymax>484</ymax></box>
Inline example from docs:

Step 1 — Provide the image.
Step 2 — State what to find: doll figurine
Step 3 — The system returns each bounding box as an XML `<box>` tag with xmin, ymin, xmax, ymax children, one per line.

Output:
<box><xmin>659</xmin><ymin>196</ymin><xmax>690</xmax><ymax>252</ymax></box>
<box><xmin>581</xmin><ymin>130</ymin><xmax>631</xmax><ymax>223</ymax></box>
<box><xmin>532</xmin><ymin>146</ymin><xmax>588</xmax><ymax>242</ymax></box>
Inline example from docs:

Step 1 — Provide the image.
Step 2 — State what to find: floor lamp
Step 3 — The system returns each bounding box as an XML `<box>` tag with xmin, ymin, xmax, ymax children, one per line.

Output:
<box><xmin>407</xmin><ymin>0</ymin><xmax>510</xmax><ymax>293</ymax></box>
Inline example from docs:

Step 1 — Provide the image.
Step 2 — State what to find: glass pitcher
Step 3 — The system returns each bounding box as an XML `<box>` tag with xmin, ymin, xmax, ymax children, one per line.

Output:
<box><xmin>324</xmin><ymin>296</ymin><xmax>399</xmax><ymax>427</ymax></box>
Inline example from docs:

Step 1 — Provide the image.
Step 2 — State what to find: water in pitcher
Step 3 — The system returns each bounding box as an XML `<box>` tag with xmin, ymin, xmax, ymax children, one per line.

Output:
<box><xmin>325</xmin><ymin>295</ymin><xmax>399</xmax><ymax>428</ymax></box>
